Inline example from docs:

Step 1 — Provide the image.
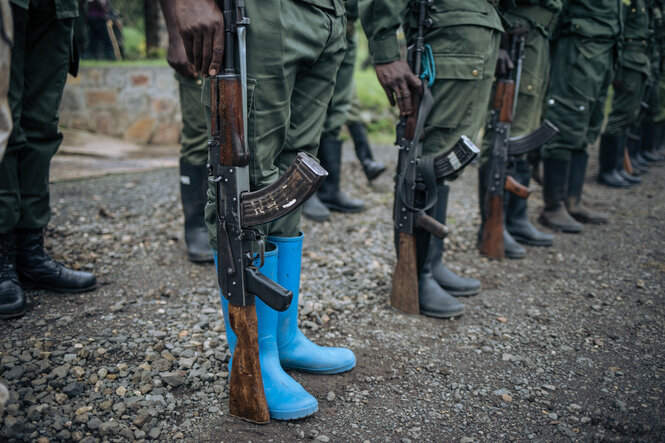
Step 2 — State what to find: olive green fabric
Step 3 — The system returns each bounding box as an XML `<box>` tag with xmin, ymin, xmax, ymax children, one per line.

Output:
<box><xmin>176</xmin><ymin>73</ymin><xmax>208</xmax><ymax>166</ymax></box>
<box><xmin>360</xmin><ymin>0</ymin><xmax>503</xmax><ymax>64</ymax></box>
<box><xmin>541</xmin><ymin>35</ymin><xmax>617</xmax><ymax>160</ymax></box>
<box><xmin>604</xmin><ymin>67</ymin><xmax>648</xmax><ymax>135</ymax></box>
<box><xmin>10</xmin><ymin>0</ymin><xmax>78</xmax><ymax>19</ymax></box>
<box><xmin>621</xmin><ymin>0</ymin><xmax>651</xmax><ymax>76</ymax></box>
<box><xmin>0</xmin><ymin>1</ymin><xmax>73</xmax><ymax>234</ymax></box>
<box><xmin>480</xmin><ymin>11</ymin><xmax>553</xmax><ymax>166</ymax></box>
<box><xmin>0</xmin><ymin>0</ymin><xmax>12</xmax><ymax>163</ymax></box>
<box><xmin>299</xmin><ymin>0</ymin><xmax>345</xmax><ymax>16</ymax></box>
<box><xmin>556</xmin><ymin>0</ymin><xmax>622</xmax><ymax>40</ymax></box>
<box><xmin>321</xmin><ymin>17</ymin><xmax>357</xmax><ymax>140</ymax></box>
<box><xmin>509</xmin><ymin>0</ymin><xmax>562</xmax><ymax>37</ymax></box>
<box><xmin>204</xmin><ymin>0</ymin><xmax>346</xmax><ymax>247</ymax></box>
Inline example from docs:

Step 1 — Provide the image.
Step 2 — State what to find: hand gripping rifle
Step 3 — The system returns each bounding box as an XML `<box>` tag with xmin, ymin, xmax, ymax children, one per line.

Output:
<box><xmin>478</xmin><ymin>33</ymin><xmax>558</xmax><ymax>259</ymax></box>
<box><xmin>209</xmin><ymin>0</ymin><xmax>328</xmax><ymax>423</ymax></box>
<box><xmin>391</xmin><ymin>0</ymin><xmax>480</xmax><ymax>315</ymax></box>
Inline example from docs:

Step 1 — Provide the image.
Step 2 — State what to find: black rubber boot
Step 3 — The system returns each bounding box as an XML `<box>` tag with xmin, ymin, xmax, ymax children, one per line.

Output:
<box><xmin>478</xmin><ymin>165</ymin><xmax>526</xmax><ymax>259</ymax></box>
<box><xmin>15</xmin><ymin>229</ymin><xmax>97</xmax><ymax>293</ymax></box>
<box><xmin>615</xmin><ymin>132</ymin><xmax>641</xmax><ymax>184</ymax></box>
<box><xmin>302</xmin><ymin>194</ymin><xmax>330</xmax><ymax>222</ymax></box>
<box><xmin>626</xmin><ymin>131</ymin><xmax>645</xmax><ymax>175</ymax></box>
<box><xmin>180</xmin><ymin>160</ymin><xmax>214</xmax><ymax>263</ymax></box>
<box><xmin>539</xmin><ymin>158</ymin><xmax>583</xmax><ymax>233</ymax></box>
<box><xmin>598</xmin><ymin>133</ymin><xmax>630</xmax><ymax>188</ymax></box>
<box><xmin>566</xmin><ymin>152</ymin><xmax>608</xmax><ymax>224</ymax></box>
<box><xmin>640</xmin><ymin>123</ymin><xmax>665</xmax><ymax>163</ymax></box>
<box><xmin>418</xmin><ymin>236</ymin><xmax>465</xmax><ymax>318</ymax></box>
<box><xmin>317</xmin><ymin>139</ymin><xmax>365</xmax><ymax>213</ymax></box>
<box><xmin>428</xmin><ymin>185</ymin><xmax>481</xmax><ymax>296</ymax></box>
<box><xmin>506</xmin><ymin>160</ymin><xmax>553</xmax><ymax>246</ymax></box>
<box><xmin>348</xmin><ymin>123</ymin><xmax>387</xmax><ymax>182</ymax></box>
<box><xmin>630</xmin><ymin>128</ymin><xmax>652</xmax><ymax>170</ymax></box>
<box><xmin>0</xmin><ymin>232</ymin><xmax>27</xmax><ymax>320</ymax></box>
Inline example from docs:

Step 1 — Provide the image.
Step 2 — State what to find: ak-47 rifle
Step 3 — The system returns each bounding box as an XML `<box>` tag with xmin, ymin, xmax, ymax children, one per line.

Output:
<box><xmin>391</xmin><ymin>0</ymin><xmax>480</xmax><ymax>315</ymax></box>
<box><xmin>478</xmin><ymin>33</ymin><xmax>559</xmax><ymax>259</ymax></box>
<box><xmin>209</xmin><ymin>0</ymin><xmax>327</xmax><ymax>423</ymax></box>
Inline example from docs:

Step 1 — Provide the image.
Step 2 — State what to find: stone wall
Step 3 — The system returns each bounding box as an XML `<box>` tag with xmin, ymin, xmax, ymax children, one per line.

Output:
<box><xmin>59</xmin><ymin>66</ymin><xmax>184</xmax><ymax>145</ymax></box>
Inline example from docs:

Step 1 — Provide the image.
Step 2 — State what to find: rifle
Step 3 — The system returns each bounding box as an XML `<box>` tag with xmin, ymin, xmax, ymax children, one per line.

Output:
<box><xmin>391</xmin><ymin>0</ymin><xmax>480</xmax><ymax>315</ymax></box>
<box><xmin>209</xmin><ymin>0</ymin><xmax>328</xmax><ymax>423</ymax></box>
<box><xmin>478</xmin><ymin>33</ymin><xmax>558</xmax><ymax>259</ymax></box>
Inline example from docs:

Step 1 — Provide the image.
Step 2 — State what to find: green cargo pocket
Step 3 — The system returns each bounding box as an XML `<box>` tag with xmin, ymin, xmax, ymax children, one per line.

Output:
<box><xmin>433</xmin><ymin>53</ymin><xmax>485</xmax><ymax>81</ymax></box>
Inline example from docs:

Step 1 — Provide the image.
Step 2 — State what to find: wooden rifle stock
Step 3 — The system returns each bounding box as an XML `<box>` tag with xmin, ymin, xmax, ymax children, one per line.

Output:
<box><xmin>391</xmin><ymin>233</ymin><xmax>420</xmax><ymax>315</ymax></box>
<box><xmin>494</xmin><ymin>80</ymin><xmax>515</xmax><ymax>124</ymax></box>
<box><xmin>211</xmin><ymin>75</ymin><xmax>249</xmax><ymax>167</ymax></box>
<box><xmin>228</xmin><ymin>304</ymin><xmax>270</xmax><ymax>423</ymax></box>
<box><xmin>504</xmin><ymin>175</ymin><xmax>530</xmax><ymax>199</ymax></box>
<box><xmin>479</xmin><ymin>194</ymin><xmax>505</xmax><ymax>259</ymax></box>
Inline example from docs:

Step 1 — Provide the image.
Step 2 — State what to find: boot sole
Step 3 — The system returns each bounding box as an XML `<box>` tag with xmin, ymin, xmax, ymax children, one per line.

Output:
<box><xmin>0</xmin><ymin>306</ymin><xmax>27</xmax><ymax>320</ymax></box>
<box><xmin>281</xmin><ymin>360</ymin><xmax>356</xmax><ymax>375</ymax></box>
<box><xmin>320</xmin><ymin>203</ymin><xmax>364</xmax><ymax>214</ymax></box>
<box><xmin>538</xmin><ymin>216</ymin><xmax>582</xmax><ymax>233</ymax></box>
<box><xmin>420</xmin><ymin>306</ymin><xmax>465</xmax><ymax>319</ymax></box>
<box><xmin>20</xmin><ymin>281</ymin><xmax>97</xmax><ymax>294</ymax></box>
<box><xmin>597</xmin><ymin>178</ymin><xmax>630</xmax><ymax>188</ymax></box>
<box><xmin>188</xmin><ymin>252</ymin><xmax>214</xmax><ymax>263</ymax></box>
<box><xmin>569</xmin><ymin>215</ymin><xmax>607</xmax><ymax>225</ymax></box>
<box><xmin>509</xmin><ymin>234</ymin><xmax>553</xmax><ymax>247</ymax></box>
<box><xmin>443</xmin><ymin>287</ymin><xmax>480</xmax><ymax>297</ymax></box>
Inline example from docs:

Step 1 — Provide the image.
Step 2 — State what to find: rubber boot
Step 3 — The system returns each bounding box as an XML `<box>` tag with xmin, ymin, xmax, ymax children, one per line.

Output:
<box><xmin>505</xmin><ymin>160</ymin><xmax>553</xmax><ymax>246</ymax></box>
<box><xmin>216</xmin><ymin>244</ymin><xmax>319</xmax><ymax>420</ymax></box>
<box><xmin>626</xmin><ymin>131</ymin><xmax>645</xmax><ymax>175</ymax></box>
<box><xmin>429</xmin><ymin>185</ymin><xmax>481</xmax><ymax>296</ymax></box>
<box><xmin>615</xmin><ymin>132</ymin><xmax>642</xmax><ymax>184</ymax></box>
<box><xmin>640</xmin><ymin>123</ymin><xmax>665</xmax><ymax>163</ymax></box>
<box><xmin>502</xmin><ymin>190</ymin><xmax>527</xmax><ymax>259</ymax></box>
<box><xmin>477</xmin><ymin>165</ymin><xmax>526</xmax><ymax>259</ymax></box>
<box><xmin>302</xmin><ymin>194</ymin><xmax>330</xmax><ymax>222</ymax></box>
<box><xmin>630</xmin><ymin>128</ymin><xmax>651</xmax><ymax>170</ymax></box>
<box><xmin>566</xmin><ymin>152</ymin><xmax>608</xmax><ymax>224</ymax></box>
<box><xmin>348</xmin><ymin>122</ymin><xmax>387</xmax><ymax>182</ymax></box>
<box><xmin>180</xmin><ymin>160</ymin><xmax>214</xmax><ymax>262</ymax></box>
<box><xmin>0</xmin><ymin>232</ymin><xmax>27</xmax><ymax>320</ymax></box>
<box><xmin>15</xmin><ymin>229</ymin><xmax>97</xmax><ymax>293</ymax></box>
<box><xmin>268</xmin><ymin>233</ymin><xmax>356</xmax><ymax>374</ymax></box>
<box><xmin>539</xmin><ymin>158</ymin><xmax>583</xmax><ymax>233</ymax></box>
<box><xmin>317</xmin><ymin>139</ymin><xmax>365</xmax><ymax>213</ymax></box>
<box><xmin>598</xmin><ymin>133</ymin><xmax>629</xmax><ymax>188</ymax></box>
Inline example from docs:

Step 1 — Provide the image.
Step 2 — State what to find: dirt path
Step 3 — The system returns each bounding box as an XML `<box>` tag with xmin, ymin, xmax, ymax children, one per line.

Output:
<box><xmin>1</xmin><ymin>143</ymin><xmax>663</xmax><ymax>442</ymax></box>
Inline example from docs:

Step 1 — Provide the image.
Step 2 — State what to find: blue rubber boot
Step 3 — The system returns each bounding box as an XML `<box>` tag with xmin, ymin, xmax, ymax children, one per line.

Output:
<box><xmin>215</xmin><ymin>244</ymin><xmax>318</xmax><ymax>420</ymax></box>
<box><xmin>268</xmin><ymin>233</ymin><xmax>356</xmax><ymax>374</ymax></box>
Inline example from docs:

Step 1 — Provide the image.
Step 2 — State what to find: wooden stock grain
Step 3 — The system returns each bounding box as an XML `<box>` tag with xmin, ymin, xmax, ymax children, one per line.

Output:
<box><xmin>391</xmin><ymin>233</ymin><xmax>420</xmax><ymax>315</ymax></box>
<box><xmin>479</xmin><ymin>195</ymin><xmax>505</xmax><ymax>259</ymax></box>
<box><xmin>493</xmin><ymin>80</ymin><xmax>515</xmax><ymax>124</ymax></box>
<box><xmin>623</xmin><ymin>147</ymin><xmax>634</xmax><ymax>175</ymax></box>
<box><xmin>228</xmin><ymin>304</ymin><xmax>270</xmax><ymax>424</ymax></box>
<box><xmin>504</xmin><ymin>175</ymin><xmax>530</xmax><ymax>199</ymax></box>
<box><xmin>211</xmin><ymin>76</ymin><xmax>249</xmax><ymax>167</ymax></box>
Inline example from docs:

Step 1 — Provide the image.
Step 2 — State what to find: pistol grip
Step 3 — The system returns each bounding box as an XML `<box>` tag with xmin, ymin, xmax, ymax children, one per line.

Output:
<box><xmin>504</xmin><ymin>175</ymin><xmax>530</xmax><ymax>199</ymax></box>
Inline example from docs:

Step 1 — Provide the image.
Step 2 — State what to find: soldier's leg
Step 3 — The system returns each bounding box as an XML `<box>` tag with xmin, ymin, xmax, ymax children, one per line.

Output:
<box><xmin>599</xmin><ymin>67</ymin><xmax>646</xmax><ymax>186</ymax></box>
<box><xmin>316</xmin><ymin>26</ymin><xmax>364</xmax><ymax>214</ymax></box>
<box><xmin>416</xmin><ymin>24</ymin><xmax>500</xmax><ymax>312</ymax></box>
<box><xmin>347</xmin><ymin>91</ymin><xmax>386</xmax><ymax>182</ymax></box>
<box><xmin>176</xmin><ymin>74</ymin><xmax>213</xmax><ymax>263</ymax></box>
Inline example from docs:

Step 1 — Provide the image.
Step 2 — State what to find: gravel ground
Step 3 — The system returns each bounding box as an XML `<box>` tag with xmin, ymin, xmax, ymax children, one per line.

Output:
<box><xmin>1</xmin><ymin>142</ymin><xmax>664</xmax><ymax>442</ymax></box>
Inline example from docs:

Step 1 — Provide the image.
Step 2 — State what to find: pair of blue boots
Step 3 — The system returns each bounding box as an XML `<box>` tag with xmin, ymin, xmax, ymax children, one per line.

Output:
<box><xmin>215</xmin><ymin>233</ymin><xmax>356</xmax><ymax>420</ymax></box>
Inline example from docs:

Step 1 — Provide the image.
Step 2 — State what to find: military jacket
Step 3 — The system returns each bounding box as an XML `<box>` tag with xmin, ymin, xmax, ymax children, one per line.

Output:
<box><xmin>359</xmin><ymin>0</ymin><xmax>503</xmax><ymax>64</ymax></box>
<box><xmin>10</xmin><ymin>0</ymin><xmax>78</xmax><ymax>19</ymax></box>
<box><xmin>621</xmin><ymin>0</ymin><xmax>651</xmax><ymax>74</ymax></box>
<box><xmin>300</xmin><ymin>0</ymin><xmax>345</xmax><ymax>16</ymax></box>
<box><xmin>507</xmin><ymin>0</ymin><xmax>563</xmax><ymax>37</ymax></box>
<box><xmin>557</xmin><ymin>0</ymin><xmax>622</xmax><ymax>40</ymax></box>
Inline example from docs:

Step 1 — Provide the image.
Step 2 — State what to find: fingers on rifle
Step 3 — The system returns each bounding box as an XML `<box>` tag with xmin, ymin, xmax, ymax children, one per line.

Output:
<box><xmin>381</xmin><ymin>82</ymin><xmax>396</xmax><ymax>107</ymax></box>
<box><xmin>209</xmin><ymin>26</ymin><xmax>225</xmax><ymax>77</ymax></box>
<box><xmin>192</xmin><ymin>35</ymin><xmax>203</xmax><ymax>77</ymax></box>
<box><xmin>201</xmin><ymin>32</ymin><xmax>213</xmax><ymax>77</ymax></box>
<box><xmin>181</xmin><ymin>33</ymin><xmax>196</xmax><ymax>69</ymax></box>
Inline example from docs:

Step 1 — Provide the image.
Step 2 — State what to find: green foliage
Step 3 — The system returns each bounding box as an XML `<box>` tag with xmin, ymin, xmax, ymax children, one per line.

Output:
<box><xmin>110</xmin><ymin>0</ymin><xmax>144</xmax><ymax>29</ymax></box>
<box><xmin>122</xmin><ymin>27</ymin><xmax>146</xmax><ymax>60</ymax></box>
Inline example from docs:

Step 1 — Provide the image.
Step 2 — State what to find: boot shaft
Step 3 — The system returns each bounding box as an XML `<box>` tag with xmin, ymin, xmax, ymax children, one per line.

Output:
<box><xmin>567</xmin><ymin>151</ymin><xmax>589</xmax><ymax>201</ymax></box>
<box><xmin>179</xmin><ymin>160</ymin><xmax>209</xmax><ymax>225</ymax></box>
<box><xmin>0</xmin><ymin>232</ymin><xmax>17</xmax><ymax>280</ymax></box>
<box><xmin>348</xmin><ymin>122</ymin><xmax>372</xmax><ymax>163</ymax></box>
<box><xmin>598</xmin><ymin>133</ymin><xmax>621</xmax><ymax>174</ymax></box>
<box><xmin>542</xmin><ymin>157</ymin><xmax>570</xmax><ymax>211</ymax></box>
<box><xmin>317</xmin><ymin>139</ymin><xmax>343</xmax><ymax>195</ymax></box>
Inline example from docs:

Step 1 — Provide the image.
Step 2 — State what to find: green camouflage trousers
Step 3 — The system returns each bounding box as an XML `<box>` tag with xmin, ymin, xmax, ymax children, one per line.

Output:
<box><xmin>204</xmin><ymin>0</ymin><xmax>346</xmax><ymax>246</ymax></box>
<box><xmin>0</xmin><ymin>0</ymin><xmax>12</xmax><ymax>163</ymax></box>
<box><xmin>604</xmin><ymin>66</ymin><xmax>648</xmax><ymax>136</ymax></box>
<box><xmin>0</xmin><ymin>1</ymin><xmax>72</xmax><ymax>234</ymax></box>
<box><xmin>542</xmin><ymin>36</ymin><xmax>615</xmax><ymax>160</ymax></box>
<box><xmin>176</xmin><ymin>73</ymin><xmax>208</xmax><ymax>166</ymax></box>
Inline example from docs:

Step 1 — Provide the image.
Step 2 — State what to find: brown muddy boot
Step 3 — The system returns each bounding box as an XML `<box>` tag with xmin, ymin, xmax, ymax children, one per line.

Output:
<box><xmin>566</xmin><ymin>152</ymin><xmax>608</xmax><ymax>224</ymax></box>
<box><xmin>539</xmin><ymin>157</ymin><xmax>582</xmax><ymax>233</ymax></box>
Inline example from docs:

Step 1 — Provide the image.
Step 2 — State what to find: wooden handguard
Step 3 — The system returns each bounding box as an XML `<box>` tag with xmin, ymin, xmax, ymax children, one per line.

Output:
<box><xmin>241</xmin><ymin>152</ymin><xmax>328</xmax><ymax>228</ymax></box>
<box><xmin>211</xmin><ymin>75</ymin><xmax>249</xmax><ymax>167</ymax></box>
<box><xmin>504</xmin><ymin>175</ymin><xmax>530</xmax><ymax>199</ymax></box>
<box><xmin>494</xmin><ymin>80</ymin><xmax>515</xmax><ymax>124</ymax></box>
<box><xmin>228</xmin><ymin>304</ymin><xmax>270</xmax><ymax>424</ymax></box>
<box><xmin>479</xmin><ymin>195</ymin><xmax>505</xmax><ymax>259</ymax></box>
